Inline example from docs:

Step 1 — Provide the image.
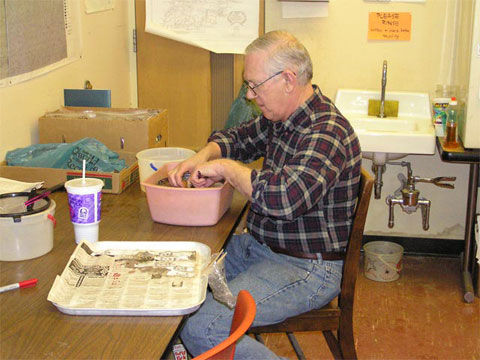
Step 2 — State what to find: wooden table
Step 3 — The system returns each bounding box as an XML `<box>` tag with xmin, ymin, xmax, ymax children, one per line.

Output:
<box><xmin>436</xmin><ymin>137</ymin><xmax>480</xmax><ymax>303</ymax></box>
<box><xmin>0</xmin><ymin>182</ymin><xmax>248</xmax><ymax>359</ymax></box>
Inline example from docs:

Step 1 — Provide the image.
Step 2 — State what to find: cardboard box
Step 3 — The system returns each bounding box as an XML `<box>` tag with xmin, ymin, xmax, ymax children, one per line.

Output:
<box><xmin>2</xmin><ymin>107</ymin><xmax>167</xmax><ymax>194</ymax></box>
<box><xmin>0</xmin><ymin>152</ymin><xmax>139</xmax><ymax>194</ymax></box>
<box><xmin>38</xmin><ymin>107</ymin><xmax>168</xmax><ymax>153</ymax></box>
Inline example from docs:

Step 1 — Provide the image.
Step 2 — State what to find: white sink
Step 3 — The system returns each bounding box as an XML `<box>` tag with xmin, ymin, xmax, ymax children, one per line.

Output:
<box><xmin>334</xmin><ymin>89</ymin><xmax>436</xmax><ymax>165</ymax></box>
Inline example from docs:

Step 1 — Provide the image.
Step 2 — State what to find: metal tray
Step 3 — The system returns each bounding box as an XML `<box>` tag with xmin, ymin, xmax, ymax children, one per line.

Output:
<box><xmin>48</xmin><ymin>241</ymin><xmax>211</xmax><ymax>316</ymax></box>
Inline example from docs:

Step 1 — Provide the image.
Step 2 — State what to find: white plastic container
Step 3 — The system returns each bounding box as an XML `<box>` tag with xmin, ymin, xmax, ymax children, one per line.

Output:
<box><xmin>0</xmin><ymin>199</ymin><xmax>56</xmax><ymax>261</ymax></box>
<box><xmin>363</xmin><ymin>241</ymin><xmax>404</xmax><ymax>282</ymax></box>
<box><xmin>136</xmin><ymin>148</ymin><xmax>196</xmax><ymax>191</ymax></box>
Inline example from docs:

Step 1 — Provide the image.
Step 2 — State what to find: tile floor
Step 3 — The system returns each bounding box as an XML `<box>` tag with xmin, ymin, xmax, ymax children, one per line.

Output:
<box><xmin>259</xmin><ymin>255</ymin><xmax>480</xmax><ymax>360</ymax></box>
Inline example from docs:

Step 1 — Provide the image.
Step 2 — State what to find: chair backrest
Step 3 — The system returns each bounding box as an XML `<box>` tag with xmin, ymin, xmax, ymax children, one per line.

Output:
<box><xmin>192</xmin><ymin>290</ymin><xmax>256</xmax><ymax>360</ymax></box>
<box><xmin>338</xmin><ymin>167</ymin><xmax>374</xmax><ymax>309</ymax></box>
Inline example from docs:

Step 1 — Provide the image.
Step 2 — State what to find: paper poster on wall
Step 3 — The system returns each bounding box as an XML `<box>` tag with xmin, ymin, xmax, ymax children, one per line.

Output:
<box><xmin>145</xmin><ymin>0</ymin><xmax>259</xmax><ymax>54</ymax></box>
<box><xmin>368</xmin><ymin>12</ymin><xmax>411</xmax><ymax>41</ymax></box>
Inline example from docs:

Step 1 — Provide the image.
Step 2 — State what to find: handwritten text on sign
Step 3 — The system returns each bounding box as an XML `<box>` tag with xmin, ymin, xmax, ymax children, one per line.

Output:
<box><xmin>368</xmin><ymin>12</ymin><xmax>411</xmax><ymax>41</ymax></box>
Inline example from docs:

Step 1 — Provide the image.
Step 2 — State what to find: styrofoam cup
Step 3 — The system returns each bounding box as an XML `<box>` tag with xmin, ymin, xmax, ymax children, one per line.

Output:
<box><xmin>73</xmin><ymin>222</ymin><xmax>99</xmax><ymax>244</ymax></box>
<box><xmin>65</xmin><ymin>178</ymin><xmax>104</xmax><ymax>243</ymax></box>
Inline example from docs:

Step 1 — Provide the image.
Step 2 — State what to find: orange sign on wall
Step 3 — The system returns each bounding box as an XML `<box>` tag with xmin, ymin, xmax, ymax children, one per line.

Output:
<box><xmin>368</xmin><ymin>12</ymin><xmax>411</xmax><ymax>41</ymax></box>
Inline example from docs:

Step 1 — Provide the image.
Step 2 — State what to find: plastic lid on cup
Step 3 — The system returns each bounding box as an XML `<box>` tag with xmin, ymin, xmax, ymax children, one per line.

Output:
<box><xmin>65</xmin><ymin>178</ymin><xmax>104</xmax><ymax>195</ymax></box>
<box><xmin>65</xmin><ymin>178</ymin><xmax>104</xmax><ymax>188</ymax></box>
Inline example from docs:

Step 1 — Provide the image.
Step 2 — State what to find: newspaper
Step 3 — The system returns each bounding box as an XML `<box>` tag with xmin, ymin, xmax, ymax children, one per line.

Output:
<box><xmin>48</xmin><ymin>241</ymin><xmax>210</xmax><ymax>315</ymax></box>
<box><xmin>0</xmin><ymin>177</ymin><xmax>44</xmax><ymax>195</ymax></box>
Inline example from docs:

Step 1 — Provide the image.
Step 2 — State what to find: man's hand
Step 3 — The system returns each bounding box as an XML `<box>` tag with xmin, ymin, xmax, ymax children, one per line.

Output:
<box><xmin>189</xmin><ymin>160</ymin><xmax>226</xmax><ymax>188</ymax></box>
<box><xmin>193</xmin><ymin>159</ymin><xmax>253</xmax><ymax>200</ymax></box>
<box><xmin>167</xmin><ymin>142</ymin><xmax>221</xmax><ymax>187</ymax></box>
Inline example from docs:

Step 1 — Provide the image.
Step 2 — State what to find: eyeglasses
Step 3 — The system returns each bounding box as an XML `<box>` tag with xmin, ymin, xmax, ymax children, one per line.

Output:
<box><xmin>244</xmin><ymin>71</ymin><xmax>284</xmax><ymax>97</ymax></box>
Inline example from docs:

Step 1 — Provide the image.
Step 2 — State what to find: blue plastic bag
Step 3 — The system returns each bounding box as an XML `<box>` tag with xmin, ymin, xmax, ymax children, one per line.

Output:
<box><xmin>224</xmin><ymin>83</ymin><xmax>262</xmax><ymax>129</ymax></box>
<box><xmin>6</xmin><ymin>138</ymin><xmax>126</xmax><ymax>172</ymax></box>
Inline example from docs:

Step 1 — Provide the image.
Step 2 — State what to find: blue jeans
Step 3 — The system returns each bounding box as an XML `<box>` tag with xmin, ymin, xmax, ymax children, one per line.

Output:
<box><xmin>181</xmin><ymin>233</ymin><xmax>343</xmax><ymax>359</ymax></box>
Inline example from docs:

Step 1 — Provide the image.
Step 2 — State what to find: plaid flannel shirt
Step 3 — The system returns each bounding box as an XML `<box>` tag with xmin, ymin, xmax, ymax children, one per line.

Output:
<box><xmin>209</xmin><ymin>86</ymin><xmax>362</xmax><ymax>254</ymax></box>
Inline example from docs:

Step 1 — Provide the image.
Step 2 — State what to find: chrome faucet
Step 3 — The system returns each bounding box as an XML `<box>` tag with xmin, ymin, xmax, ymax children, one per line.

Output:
<box><xmin>378</xmin><ymin>60</ymin><xmax>387</xmax><ymax>118</ymax></box>
<box><xmin>385</xmin><ymin>161</ymin><xmax>456</xmax><ymax>231</ymax></box>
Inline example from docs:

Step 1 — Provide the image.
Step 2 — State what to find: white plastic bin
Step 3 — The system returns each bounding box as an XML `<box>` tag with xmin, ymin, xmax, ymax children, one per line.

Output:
<box><xmin>136</xmin><ymin>148</ymin><xmax>195</xmax><ymax>191</ymax></box>
<box><xmin>363</xmin><ymin>241</ymin><xmax>404</xmax><ymax>282</ymax></box>
<box><xmin>0</xmin><ymin>199</ymin><xmax>56</xmax><ymax>261</ymax></box>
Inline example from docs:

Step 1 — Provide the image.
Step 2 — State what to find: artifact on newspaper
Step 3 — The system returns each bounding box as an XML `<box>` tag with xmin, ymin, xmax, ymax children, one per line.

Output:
<box><xmin>47</xmin><ymin>241</ymin><xmax>212</xmax><ymax>316</ymax></box>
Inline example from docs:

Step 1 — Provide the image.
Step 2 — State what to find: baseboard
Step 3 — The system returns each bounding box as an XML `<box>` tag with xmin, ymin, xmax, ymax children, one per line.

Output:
<box><xmin>363</xmin><ymin>235</ymin><xmax>464</xmax><ymax>257</ymax></box>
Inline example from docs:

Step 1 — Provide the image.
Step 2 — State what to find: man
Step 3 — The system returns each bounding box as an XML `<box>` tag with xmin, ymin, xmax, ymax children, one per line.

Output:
<box><xmin>170</xmin><ymin>30</ymin><xmax>361</xmax><ymax>359</ymax></box>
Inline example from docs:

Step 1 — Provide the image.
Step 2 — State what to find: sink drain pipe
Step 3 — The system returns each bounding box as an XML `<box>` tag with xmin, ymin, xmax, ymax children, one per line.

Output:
<box><xmin>372</xmin><ymin>164</ymin><xmax>386</xmax><ymax>199</ymax></box>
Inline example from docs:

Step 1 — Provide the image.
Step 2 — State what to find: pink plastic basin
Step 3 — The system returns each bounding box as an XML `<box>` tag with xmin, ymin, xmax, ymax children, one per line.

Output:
<box><xmin>142</xmin><ymin>162</ymin><xmax>234</xmax><ymax>226</ymax></box>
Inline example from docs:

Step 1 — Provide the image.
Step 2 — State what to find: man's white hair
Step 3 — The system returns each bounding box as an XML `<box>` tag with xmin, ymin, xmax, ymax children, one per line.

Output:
<box><xmin>245</xmin><ymin>30</ymin><xmax>313</xmax><ymax>86</ymax></box>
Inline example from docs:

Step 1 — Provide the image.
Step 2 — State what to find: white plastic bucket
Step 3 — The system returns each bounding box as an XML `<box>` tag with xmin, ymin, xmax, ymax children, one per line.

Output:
<box><xmin>363</xmin><ymin>241</ymin><xmax>404</xmax><ymax>282</ymax></box>
<box><xmin>136</xmin><ymin>147</ymin><xmax>195</xmax><ymax>191</ymax></box>
<box><xmin>0</xmin><ymin>199</ymin><xmax>56</xmax><ymax>261</ymax></box>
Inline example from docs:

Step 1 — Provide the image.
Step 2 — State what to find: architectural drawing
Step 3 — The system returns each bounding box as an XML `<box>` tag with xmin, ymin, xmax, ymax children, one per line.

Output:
<box><xmin>146</xmin><ymin>0</ymin><xmax>259</xmax><ymax>53</ymax></box>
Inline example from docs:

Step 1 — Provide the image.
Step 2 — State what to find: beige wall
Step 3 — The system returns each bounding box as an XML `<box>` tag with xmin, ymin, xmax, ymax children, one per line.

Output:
<box><xmin>0</xmin><ymin>1</ymin><xmax>135</xmax><ymax>161</ymax></box>
<box><xmin>0</xmin><ymin>0</ymin><xmax>475</xmax><ymax>240</ymax></box>
<box><xmin>266</xmin><ymin>0</ymin><xmax>447</xmax><ymax>99</ymax></box>
<box><xmin>266</xmin><ymin>0</ymin><xmax>474</xmax><ymax>240</ymax></box>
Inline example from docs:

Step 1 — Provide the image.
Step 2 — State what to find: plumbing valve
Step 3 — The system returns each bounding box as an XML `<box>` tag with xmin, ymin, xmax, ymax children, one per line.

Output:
<box><xmin>385</xmin><ymin>161</ymin><xmax>455</xmax><ymax>231</ymax></box>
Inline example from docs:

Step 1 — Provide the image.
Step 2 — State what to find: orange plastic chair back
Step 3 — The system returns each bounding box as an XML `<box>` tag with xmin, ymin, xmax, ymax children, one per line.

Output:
<box><xmin>192</xmin><ymin>290</ymin><xmax>256</xmax><ymax>360</ymax></box>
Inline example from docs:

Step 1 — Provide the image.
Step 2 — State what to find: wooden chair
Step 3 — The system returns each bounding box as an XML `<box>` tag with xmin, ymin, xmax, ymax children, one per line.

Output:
<box><xmin>192</xmin><ymin>290</ymin><xmax>257</xmax><ymax>360</ymax></box>
<box><xmin>248</xmin><ymin>167</ymin><xmax>374</xmax><ymax>360</ymax></box>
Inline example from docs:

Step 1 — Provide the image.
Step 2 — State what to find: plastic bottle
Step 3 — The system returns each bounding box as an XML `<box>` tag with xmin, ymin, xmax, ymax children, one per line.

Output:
<box><xmin>444</xmin><ymin>97</ymin><xmax>458</xmax><ymax>148</ymax></box>
<box><xmin>433</xmin><ymin>85</ymin><xmax>455</xmax><ymax>132</ymax></box>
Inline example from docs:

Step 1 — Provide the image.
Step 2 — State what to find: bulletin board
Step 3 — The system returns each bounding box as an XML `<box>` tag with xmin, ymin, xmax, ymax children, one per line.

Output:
<box><xmin>0</xmin><ymin>0</ymin><xmax>82</xmax><ymax>87</ymax></box>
